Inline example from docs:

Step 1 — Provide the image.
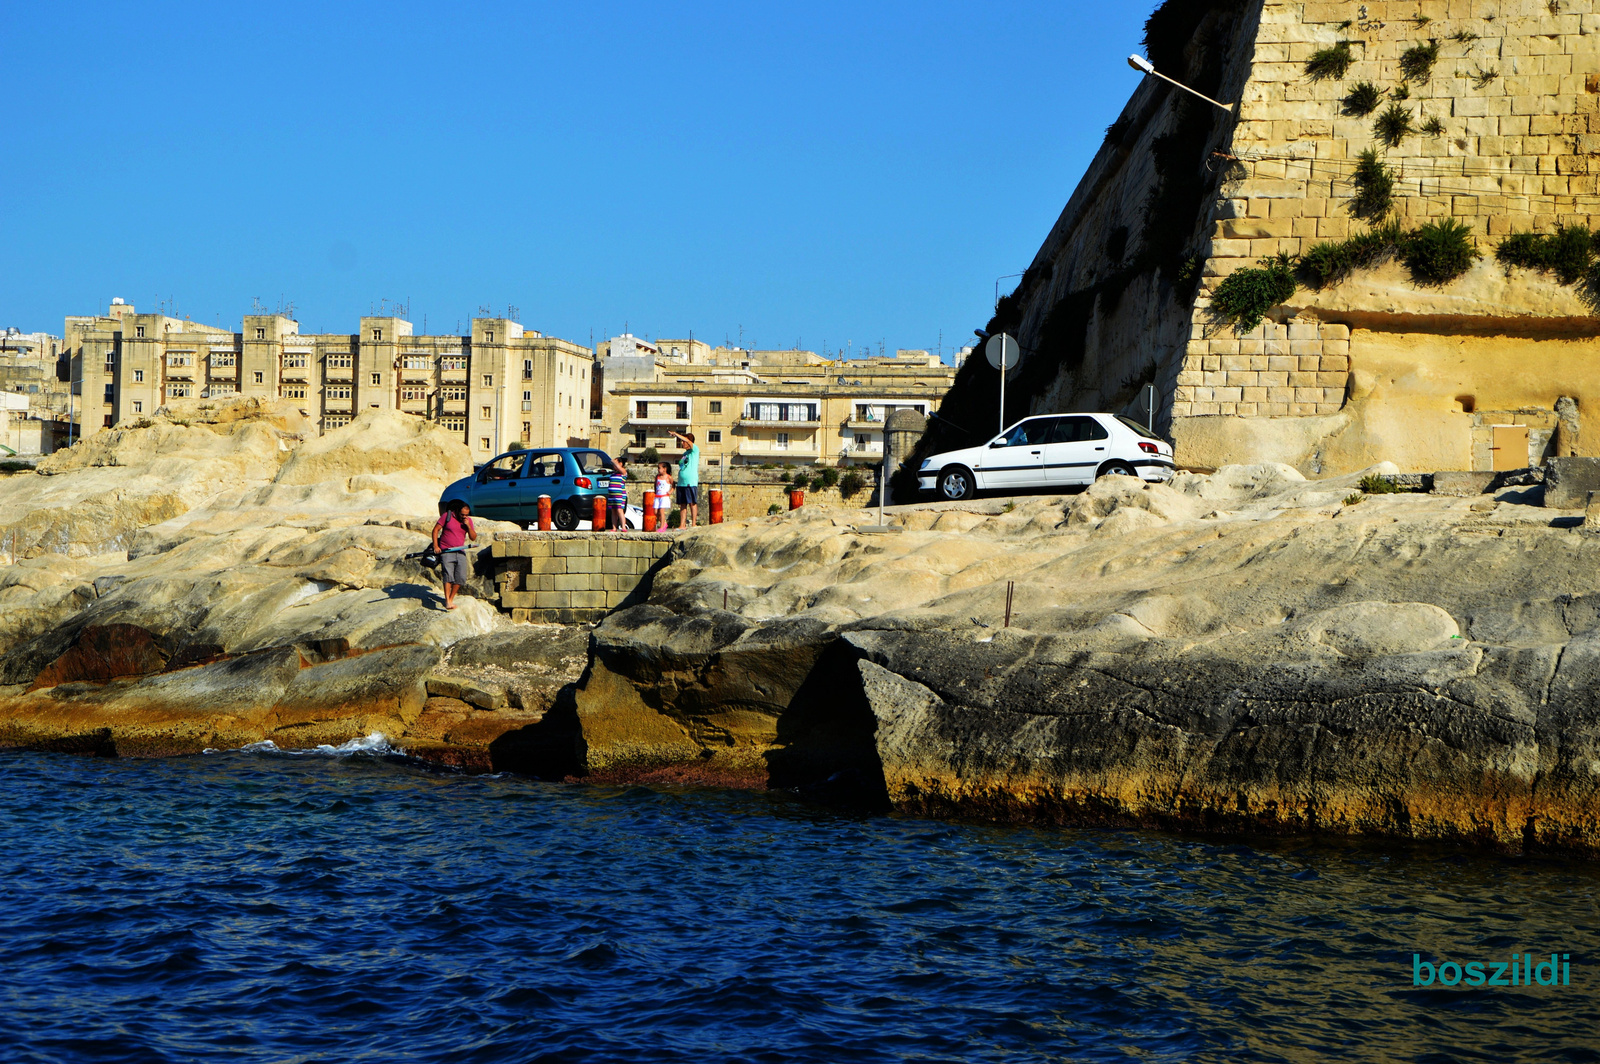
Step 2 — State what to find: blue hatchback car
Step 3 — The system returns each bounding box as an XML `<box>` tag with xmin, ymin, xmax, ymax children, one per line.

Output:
<box><xmin>440</xmin><ymin>447</ymin><xmax>618</xmax><ymax>531</ymax></box>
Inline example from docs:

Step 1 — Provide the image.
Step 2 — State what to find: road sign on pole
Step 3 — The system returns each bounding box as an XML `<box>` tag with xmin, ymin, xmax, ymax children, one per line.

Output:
<box><xmin>985</xmin><ymin>333</ymin><xmax>1020</xmax><ymax>434</ymax></box>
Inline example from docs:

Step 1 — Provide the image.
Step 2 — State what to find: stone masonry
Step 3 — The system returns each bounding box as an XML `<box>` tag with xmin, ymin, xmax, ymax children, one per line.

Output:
<box><xmin>489</xmin><ymin>532</ymin><xmax>675</xmax><ymax>624</ymax></box>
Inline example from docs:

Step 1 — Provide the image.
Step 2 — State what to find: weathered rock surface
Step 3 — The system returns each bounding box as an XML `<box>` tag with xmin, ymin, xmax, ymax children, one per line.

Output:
<box><xmin>553</xmin><ymin>465</ymin><xmax>1600</xmax><ymax>855</ymax></box>
<box><xmin>0</xmin><ymin>401</ymin><xmax>577</xmax><ymax>768</ymax></box>
<box><xmin>9</xmin><ymin>414</ymin><xmax>1600</xmax><ymax>856</ymax></box>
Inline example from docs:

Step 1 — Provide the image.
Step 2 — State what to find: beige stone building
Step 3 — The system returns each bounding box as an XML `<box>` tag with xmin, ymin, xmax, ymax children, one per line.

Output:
<box><xmin>595</xmin><ymin>348</ymin><xmax>955</xmax><ymax>467</ymax></box>
<box><xmin>62</xmin><ymin>301</ymin><xmax>593</xmax><ymax>463</ymax></box>
<box><xmin>919</xmin><ymin>0</ymin><xmax>1600</xmax><ymax>477</ymax></box>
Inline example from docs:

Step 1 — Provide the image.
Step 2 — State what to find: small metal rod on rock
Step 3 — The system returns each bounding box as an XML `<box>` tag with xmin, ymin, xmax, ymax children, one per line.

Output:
<box><xmin>1004</xmin><ymin>581</ymin><xmax>1015</xmax><ymax>628</ymax></box>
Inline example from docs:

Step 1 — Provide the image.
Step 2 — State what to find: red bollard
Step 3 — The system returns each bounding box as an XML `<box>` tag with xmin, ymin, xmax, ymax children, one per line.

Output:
<box><xmin>789</xmin><ymin>489</ymin><xmax>804</xmax><ymax>510</ymax></box>
<box><xmin>537</xmin><ymin>495</ymin><xmax>552</xmax><ymax>531</ymax></box>
<box><xmin>643</xmin><ymin>491</ymin><xmax>657</xmax><ymax>532</ymax></box>
<box><xmin>592</xmin><ymin>495</ymin><xmax>607</xmax><ymax>531</ymax></box>
<box><xmin>708</xmin><ymin>488</ymin><xmax>724</xmax><ymax>524</ymax></box>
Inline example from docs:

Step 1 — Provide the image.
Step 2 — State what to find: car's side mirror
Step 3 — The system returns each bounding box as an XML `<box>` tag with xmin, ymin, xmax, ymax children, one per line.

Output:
<box><xmin>989</xmin><ymin>440</ymin><xmax>1006</xmax><ymax>448</ymax></box>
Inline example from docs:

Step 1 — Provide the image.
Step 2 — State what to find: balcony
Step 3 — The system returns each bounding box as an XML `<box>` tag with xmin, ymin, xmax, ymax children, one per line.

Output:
<box><xmin>281</xmin><ymin>366</ymin><xmax>309</xmax><ymax>382</ymax></box>
<box><xmin>441</xmin><ymin>367</ymin><xmax>468</xmax><ymax>382</ymax></box>
<box><xmin>208</xmin><ymin>364</ymin><xmax>237</xmax><ymax>379</ymax></box>
<box><xmin>844</xmin><ymin>419</ymin><xmax>888</xmax><ymax>431</ymax></box>
<box><xmin>736</xmin><ymin>440</ymin><xmax>820</xmax><ymax>459</ymax></box>
<box><xmin>165</xmin><ymin>365</ymin><xmax>194</xmax><ymax>380</ymax></box>
<box><xmin>323</xmin><ymin>396</ymin><xmax>353</xmax><ymax>411</ymax></box>
<box><xmin>440</xmin><ymin>398</ymin><xmax>466</xmax><ymax>413</ymax></box>
<box><xmin>401</xmin><ymin>368</ymin><xmax>433</xmax><ymax>383</ymax></box>
<box><xmin>739</xmin><ymin>417</ymin><xmax>820</xmax><ymax>429</ymax></box>
<box><xmin>624</xmin><ymin>414</ymin><xmax>691</xmax><ymax>427</ymax></box>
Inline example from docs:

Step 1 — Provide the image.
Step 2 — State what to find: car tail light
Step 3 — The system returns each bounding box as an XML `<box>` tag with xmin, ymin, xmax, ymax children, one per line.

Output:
<box><xmin>575</xmin><ymin>476</ymin><xmax>592</xmax><ymax>488</ymax></box>
<box><xmin>1139</xmin><ymin>441</ymin><xmax>1159</xmax><ymax>454</ymax></box>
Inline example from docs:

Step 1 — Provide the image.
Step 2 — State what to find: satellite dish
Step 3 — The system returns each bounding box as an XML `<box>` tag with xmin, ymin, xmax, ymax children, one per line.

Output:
<box><xmin>984</xmin><ymin>334</ymin><xmax>1020</xmax><ymax>371</ymax></box>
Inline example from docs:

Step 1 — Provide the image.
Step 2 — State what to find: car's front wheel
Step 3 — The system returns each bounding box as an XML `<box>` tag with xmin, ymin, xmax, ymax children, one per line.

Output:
<box><xmin>551</xmin><ymin>500</ymin><xmax>580</xmax><ymax>531</ymax></box>
<box><xmin>938</xmin><ymin>466</ymin><xmax>976</xmax><ymax>501</ymax></box>
<box><xmin>1097</xmin><ymin>460</ymin><xmax>1139</xmax><ymax>479</ymax></box>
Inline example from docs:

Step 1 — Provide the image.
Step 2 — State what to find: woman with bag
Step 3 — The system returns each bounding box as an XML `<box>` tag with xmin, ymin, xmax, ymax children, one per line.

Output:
<box><xmin>431</xmin><ymin>498</ymin><xmax>478</xmax><ymax>610</ymax></box>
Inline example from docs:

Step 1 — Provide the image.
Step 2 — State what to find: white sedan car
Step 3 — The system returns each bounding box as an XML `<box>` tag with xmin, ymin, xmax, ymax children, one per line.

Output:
<box><xmin>917</xmin><ymin>413</ymin><xmax>1175</xmax><ymax>501</ymax></box>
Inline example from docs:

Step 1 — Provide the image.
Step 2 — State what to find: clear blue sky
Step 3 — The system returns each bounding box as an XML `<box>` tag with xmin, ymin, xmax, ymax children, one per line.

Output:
<box><xmin>2</xmin><ymin>1</ymin><xmax>1151</xmax><ymax>360</ymax></box>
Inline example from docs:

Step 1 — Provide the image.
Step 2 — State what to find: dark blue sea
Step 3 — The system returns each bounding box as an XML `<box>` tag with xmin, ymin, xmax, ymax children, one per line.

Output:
<box><xmin>2</xmin><ymin>743</ymin><xmax>1597</xmax><ymax>1064</ymax></box>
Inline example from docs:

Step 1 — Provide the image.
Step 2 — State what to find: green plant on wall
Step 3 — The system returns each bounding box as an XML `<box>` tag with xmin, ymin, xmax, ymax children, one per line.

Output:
<box><xmin>1374</xmin><ymin>103</ymin><xmax>1413</xmax><ymax>147</ymax></box>
<box><xmin>1211</xmin><ymin>254</ymin><xmax>1298</xmax><ymax>332</ymax></box>
<box><xmin>1403</xmin><ymin>218</ymin><xmax>1480</xmax><ymax>284</ymax></box>
<box><xmin>1496</xmin><ymin>225</ymin><xmax>1600</xmax><ymax>285</ymax></box>
<box><xmin>1399</xmin><ymin>39</ymin><xmax>1440</xmax><ymax>80</ymax></box>
<box><xmin>1344</xmin><ymin>81</ymin><xmax>1383</xmax><ymax>116</ymax></box>
<box><xmin>1305</xmin><ymin>40</ymin><xmax>1353</xmax><ymax>80</ymax></box>
<box><xmin>1471</xmin><ymin>65</ymin><xmax>1499</xmax><ymax>88</ymax></box>
<box><xmin>1350</xmin><ymin>149</ymin><xmax>1395</xmax><ymax>219</ymax></box>
<box><xmin>1299</xmin><ymin>220</ymin><xmax>1406</xmax><ymax>287</ymax></box>
<box><xmin>1420</xmin><ymin>115</ymin><xmax>1445</xmax><ymax>136</ymax></box>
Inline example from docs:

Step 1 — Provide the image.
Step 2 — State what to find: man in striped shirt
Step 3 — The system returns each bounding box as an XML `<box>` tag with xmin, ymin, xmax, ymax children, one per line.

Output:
<box><xmin>606</xmin><ymin>457</ymin><xmax>629</xmax><ymax>532</ymax></box>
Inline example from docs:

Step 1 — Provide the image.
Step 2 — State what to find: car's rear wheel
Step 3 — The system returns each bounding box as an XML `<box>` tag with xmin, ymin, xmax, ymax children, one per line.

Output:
<box><xmin>551</xmin><ymin>500</ymin><xmax>580</xmax><ymax>531</ymax></box>
<box><xmin>939</xmin><ymin>466</ymin><xmax>976</xmax><ymax>501</ymax></box>
<box><xmin>1097</xmin><ymin>460</ymin><xmax>1139</xmax><ymax>479</ymax></box>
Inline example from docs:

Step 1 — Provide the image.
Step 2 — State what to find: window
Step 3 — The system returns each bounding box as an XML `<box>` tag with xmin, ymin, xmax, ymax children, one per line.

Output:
<box><xmin>255</xmin><ymin>328</ymin><xmax>266</xmax><ymax>340</ymax></box>
<box><xmin>254</xmin><ymin>371</ymin><xmax>264</xmax><ymax>384</ymax></box>
<box><xmin>167</xmin><ymin>382</ymin><xmax>192</xmax><ymax>398</ymax></box>
<box><xmin>284</xmin><ymin>386</ymin><xmax>306</xmax><ymax>399</ymax></box>
<box><xmin>103</xmin><ymin>384</ymin><xmax>114</xmax><ymax>401</ymax></box>
<box><xmin>167</xmin><ymin>353</ymin><xmax>192</xmax><ymax>367</ymax></box>
<box><xmin>135</xmin><ymin>326</ymin><xmax>145</xmax><ymax>338</ymax></box>
<box><xmin>402</xmin><ymin>355</ymin><xmax>429</xmax><ymax>370</ymax></box>
<box><xmin>327</xmin><ymin>386</ymin><xmax>352</xmax><ymax>399</ymax></box>
<box><xmin>132</xmin><ymin>401</ymin><xmax>142</xmax><ymax>414</ymax></box>
<box><xmin>708</xmin><ymin>430</ymin><xmax>722</xmax><ymax>443</ymax></box>
<box><xmin>481</xmin><ymin>406</ymin><xmax>492</xmax><ymax>419</ymax></box>
<box><xmin>371</xmin><ymin>373</ymin><xmax>381</xmax><ymax>386</ymax></box>
<box><xmin>482</xmin><ymin>374</ymin><xmax>493</xmax><ymax>387</ymax></box>
<box><xmin>402</xmin><ymin>387</ymin><xmax>428</xmax><ymax>402</ymax></box>
<box><xmin>747</xmin><ymin>402</ymin><xmax>816</xmax><ymax>422</ymax></box>
<box><xmin>104</xmin><ymin>414</ymin><xmax>114</xmax><ymax>427</ymax></box>
<box><xmin>284</xmin><ymin>354</ymin><xmax>307</xmax><ymax>369</ymax></box>
<box><xmin>480</xmin><ymin>437</ymin><xmax>491</xmax><ymax>450</ymax></box>
<box><xmin>211</xmin><ymin>352</ymin><xmax>235</xmax><ymax>367</ymax></box>
<box><xmin>324</xmin><ymin>415</ymin><xmax>351</xmax><ymax>429</ymax></box>
<box><xmin>485</xmin><ymin>330</ymin><xmax>495</xmax><ymax>343</ymax></box>
<box><xmin>441</xmin><ymin>417</ymin><xmax>466</xmax><ymax>432</ymax></box>
<box><xmin>208</xmin><ymin>383</ymin><xmax>237</xmax><ymax>397</ymax></box>
<box><xmin>440</xmin><ymin>386</ymin><xmax>466</xmax><ymax>401</ymax></box>
<box><xmin>676</xmin><ymin>402</ymin><xmax>688</xmax><ymax>419</ymax></box>
<box><xmin>441</xmin><ymin>356</ymin><xmax>467</xmax><ymax>371</ymax></box>
<box><xmin>134</xmin><ymin>370</ymin><xmax>144</xmax><ymax>383</ymax></box>
<box><xmin>521</xmin><ymin>421</ymin><xmax>531</xmax><ymax>440</ymax></box>
<box><xmin>776</xmin><ymin>432</ymin><xmax>790</xmax><ymax>449</ymax></box>
<box><xmin>523</xmin><ymin>359</ymin><xmax>533</xmax><ymax>380</ymax></box>
<box><xmin>523</xmin><ymin>390</ymin><xmax>532</xmax><ymax>401</ymax></box>
<box><xmin>709</xmin><ymin>401</ymin><xmax>722</xmax><ymax>414</ymax></box>
<box><xmin>634</xmin><ymin>430</ymin><xmax>646</xmax><ymax>447</ymax></box>
<box><xmin>372</xmin><ymin>328</ymin><xmax>382</xmax><ymax>341</ymax></box>
<box><xmin>854</xmin><ymin>433</ymin><xmax>871</xmax><ymax>448</ymax></box>
<box><xmin>327</xmin><ymin>354</ymin><xmax>352</xmax><ymax>369</ymax></box>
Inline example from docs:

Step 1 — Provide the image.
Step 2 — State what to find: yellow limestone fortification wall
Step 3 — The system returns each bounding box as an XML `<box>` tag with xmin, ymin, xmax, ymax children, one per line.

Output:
<box><xmin>1176</xmin><ymin>0</ymin><xmax>1600</xmax><ymax>474</ymax></box>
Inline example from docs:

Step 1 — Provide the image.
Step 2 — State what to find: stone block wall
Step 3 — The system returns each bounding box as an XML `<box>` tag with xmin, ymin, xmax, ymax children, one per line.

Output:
<box><xmin>1173</xmin><ymin>320</ymin><xmax>1350</xmax><ymax>417</ymax></box>
<box><xmin>489</xmin><ymin>532</ymin><xmax>674</xmax><ymax>624</ymax></box>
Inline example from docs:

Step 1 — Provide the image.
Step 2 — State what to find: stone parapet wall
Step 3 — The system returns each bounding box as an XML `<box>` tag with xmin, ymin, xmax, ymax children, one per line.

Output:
<box><xmin>489</xmin><ymin>532</ymin><xmax>675</xmax><ymax>624</ymax></box>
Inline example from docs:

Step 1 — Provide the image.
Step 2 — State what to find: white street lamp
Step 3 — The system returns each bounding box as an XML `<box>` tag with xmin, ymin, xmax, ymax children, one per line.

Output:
<box><xmin>1127</xmin><ymin>54</ymin><xmax>1234</xmax><ymax>113</ymax></box>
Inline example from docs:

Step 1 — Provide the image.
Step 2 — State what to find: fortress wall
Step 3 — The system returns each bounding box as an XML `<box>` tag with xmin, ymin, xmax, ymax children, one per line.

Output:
<box><xmin>1175</xmin><ymin>0</ymin><xmax>1600</xmax><ymax>473</ymax></box>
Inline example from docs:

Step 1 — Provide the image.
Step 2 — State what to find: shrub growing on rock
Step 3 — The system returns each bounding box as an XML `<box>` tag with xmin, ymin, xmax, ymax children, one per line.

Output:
<box><xmin>1344</xmin><ymin>81</ymin><xmax>1383</xmax><ymax>115</ymax></box>
<box><xmin>838</xmin><ymin>470</ymin><xmax>865</xmax><ymax>497</ymax></box>
<box><xmin>1399</xmin><ymin>39</ymin><xmax>1439</xmax><ymax>81</ymax></box>
<box><xmin>1350</xmin><ymin>149</ymin><xmax>1394</xmax><ymax>220</ymax></box>
<box><xmin>1402</xmin><ymin>218</ymin><xmax>1479</xmax><ymax>285</ymax></box>
<box><xmin>1374</xmin><ymin>103</ymin><xmax>1413</xmax><ymax>147</ymax></box>
<box><xmin>1305</xmin><ymin>41</ymin><xmax>1353</xmax><ymax>80</ymax></box>
<box><xmin>1496</xmin><ymin>225</ymin><xmax>1600</xmax><ymax>285</ymax></box>
<box><xmin>1211</xmin><ymin>253</ymin><xmax>1298</xmax><ymax>333</ymax></box>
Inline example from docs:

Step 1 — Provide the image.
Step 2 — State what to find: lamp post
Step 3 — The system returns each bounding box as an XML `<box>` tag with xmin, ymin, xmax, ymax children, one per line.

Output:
<box><xmin>1126</xmin><ymin>54</ymin><xmax>1234</xmax><ymax>113</ymax></box>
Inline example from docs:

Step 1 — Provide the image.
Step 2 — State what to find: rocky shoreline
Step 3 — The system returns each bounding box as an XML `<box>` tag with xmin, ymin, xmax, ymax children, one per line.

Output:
<box><xmin>5</xmin><ymin>403</ymin><xmax>1600</xmax><ymax>856</ymax></box>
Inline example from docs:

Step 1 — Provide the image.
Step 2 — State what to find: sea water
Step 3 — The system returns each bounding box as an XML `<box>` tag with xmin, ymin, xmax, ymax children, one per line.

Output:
<box><xmin>2</xmin><ymin>744</ymin><xmax>1597</xmax><ymax>1063</ymax></box>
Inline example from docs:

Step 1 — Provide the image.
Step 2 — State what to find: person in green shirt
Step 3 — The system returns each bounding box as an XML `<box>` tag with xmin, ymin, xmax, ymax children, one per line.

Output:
<box><xmin>669</xmin><ymin>430</ymin><xmax>700</xmax><ymax>528</ymax></box>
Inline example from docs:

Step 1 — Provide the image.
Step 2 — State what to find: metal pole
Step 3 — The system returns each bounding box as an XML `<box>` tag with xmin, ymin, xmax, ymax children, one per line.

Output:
<box><xmin>878</xmin><ymin>456</ymin><xmax>887</xmax><ymax>523</ymax></box>
<box><xmin>998</xmin><ymin>332</ymin><xmax>1007</xmax><ymax>434</ymax></box>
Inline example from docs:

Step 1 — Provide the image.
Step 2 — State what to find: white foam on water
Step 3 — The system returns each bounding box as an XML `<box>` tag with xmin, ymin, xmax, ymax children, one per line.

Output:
<box><xmin>205</xmin><ymin>732</ymin><xmax>404</xmax><ymax>758</ymax></box>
